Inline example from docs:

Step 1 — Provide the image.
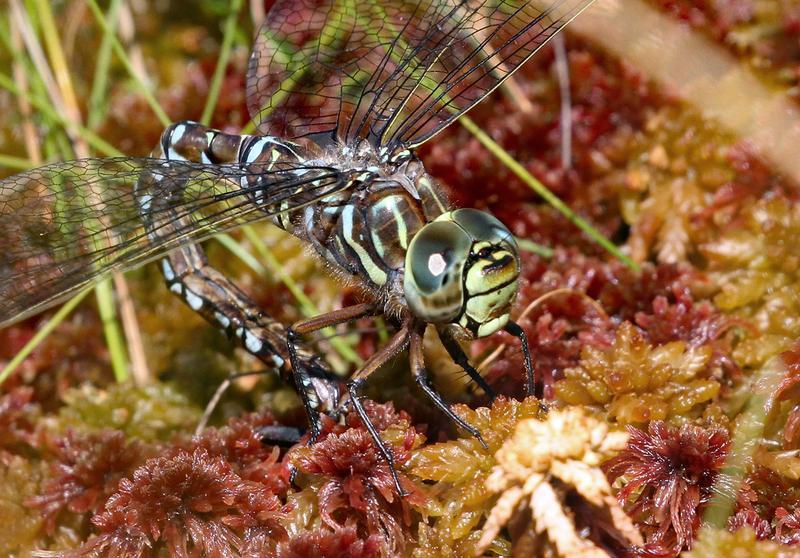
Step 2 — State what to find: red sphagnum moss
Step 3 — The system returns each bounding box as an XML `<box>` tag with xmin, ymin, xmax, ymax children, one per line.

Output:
<box><xmin>71</xmin><ymin>448</ymin><xmax>255</xmax><ymax>558</ymax></box>
<box><xmin>27</xmin><ymin>429</ymin><xmax>147</xmax><ymax>534</ymax></box>
<box><xmin>603</xmin><ymin>421</ymin><xmax>730</xmax><ymax>554</ymax></box>
<box><xmin>5</xmin><ymin>2</ymin><xmax>800</xmax><ymax>557</ymax></box>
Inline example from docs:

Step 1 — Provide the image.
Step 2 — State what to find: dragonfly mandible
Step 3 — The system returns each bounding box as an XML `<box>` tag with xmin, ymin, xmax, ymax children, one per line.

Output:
<box><xmin>0</xmin><ymin>0</ymin><xmax>595</xmax><ymax>494</ymax></box>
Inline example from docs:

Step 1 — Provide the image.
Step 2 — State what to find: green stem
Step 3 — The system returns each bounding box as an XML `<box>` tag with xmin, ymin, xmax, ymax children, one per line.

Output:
<box><xmin>0</xmin><ymin>71</ymin><xmax>123</xmax><ymax>156</ymax></box>
<box><xmin>0</xmin><ymin>154</ymin><xmax>33</xmax><ymax>170</ymax></box>
<box><xmin>87</xmin><ymin>0</ymin><xmax>123</xmax><ymax>130</ymax></box>
<box><xmin>0</xmin><ymin>288</ymin><xmax>91</xmax><ymax>387</ymax></box>
<box><xmin>219</xmin><ymin>229</ymin><xmax>362</xmax><ymax>366</ymax></box>
<box><xmin>459</xmin><ymin>115</ymin><xmax>639</xmax><ymax>271</ymax></box>
<box><xmin>94</xmin><ymin>279</ymin><xmax>129</xmax><ymax>382</ymax></box>
<box><xmin>201</xmin><ymin>0</ymin><xmax>243</xmax><ymax>125</ymax></box>
<box><xmin>515</xmin><ymin>237</ymin><xmax>554</xmax><ymax>259</ymax></box>
<box><xmin>85</xmin><ymin>0</ymin><xmax>171</xmax><ymax>126</ymax></box>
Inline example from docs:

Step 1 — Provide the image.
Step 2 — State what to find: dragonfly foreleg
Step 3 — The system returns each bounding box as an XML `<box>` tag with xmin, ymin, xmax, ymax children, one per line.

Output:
<box><xmin>436</xmin><ymin>327</ymin><xmax>497</xmax><ymax>401</ymax></box>
<box><xmin>410</xmin><ymin>327</ymin><xmax>487</xmax><ymax>448</ymax></box>
<box><xmin>504</xmin><ymin>321</ymin><xmax>536</xmax><ymax>398</ymax></box>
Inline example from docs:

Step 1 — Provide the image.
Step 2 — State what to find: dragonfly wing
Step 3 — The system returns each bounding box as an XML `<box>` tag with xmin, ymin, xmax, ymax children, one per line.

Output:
<box><xmin>0</xmin><ymin>157</ymin><xmax>346</xmax><ymax>327</ymax></box>
<box><xmin>247</xmin><ymin>0</ymin><xmax>594</xmax><ymax>149</ymax></box>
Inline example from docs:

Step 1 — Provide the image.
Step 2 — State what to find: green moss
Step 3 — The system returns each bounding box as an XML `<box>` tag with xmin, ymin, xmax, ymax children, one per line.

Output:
<box><xmin>0</xmin><ymin>456</ymin><xmax>44</xmax><ymax>556</ymax></box>
<box><xmin>57</xmin><ymin>382</ymin><xmax>200</xmax><ymax>442</ymax></box>
<box><xmin>684</xmin><ymin>527</ymin><xmax>800</xmax><ymax>558</ymax></box>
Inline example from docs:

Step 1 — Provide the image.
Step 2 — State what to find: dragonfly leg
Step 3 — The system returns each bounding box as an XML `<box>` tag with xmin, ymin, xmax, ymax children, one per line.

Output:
<box><xmin>504</xmin><ymin>320</ymin><xmax>536</xmax><ymax>397</ymax></box>
<box><xmin>286</xmin><ymin>302</ymin><xmax>375</xmax><ymax>442</ymax></box>
<box><xmin>346</xmin><ymin>325</ymin><xmax>412</xmax><ymax>497</ymax></box>
<box><xmin>411</xmin><ymin>327</ymin><xmax>487</xmax><ymax>448</ymax></box>
<box><xmin>436</xmin><ymin>327</ymin><xmax>496</xmax><ymax>401</ymax></box>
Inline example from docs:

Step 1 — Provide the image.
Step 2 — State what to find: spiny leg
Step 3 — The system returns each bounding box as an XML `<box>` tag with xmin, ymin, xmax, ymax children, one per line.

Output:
<box><xmin>412</xmin><ymin>327</ymin><xmax>487</xmax><ymax>448</ymax></box>
<box><xmin>287</xmin><ymin>303</ymin><xmax>375</xmax><ymax>441</ymax></box>
<box><xmin>436</xmin><ymin>327</ymin><xmax>496</xmax><ymax>401</ymax></box>
<box><xmin>504</xmin><ymin>320</ymin><xmax>535</xmax><ymax>397</ymax></box>
<box><xmin>346</xmin><ymin>326</ymin><xmax>412</xmax><ymax>496</ymax></box>
<box><xmin>141</xmin><ymin>121</ymin><xmax>340</xmax><ymax>420</ymax></box>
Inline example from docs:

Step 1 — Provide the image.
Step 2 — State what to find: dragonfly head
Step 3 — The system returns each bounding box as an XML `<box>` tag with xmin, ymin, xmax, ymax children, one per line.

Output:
<box><xmin>403</xmin><ymin>209</ymin><xmax>520</xmax><ymax>339</ymax></box>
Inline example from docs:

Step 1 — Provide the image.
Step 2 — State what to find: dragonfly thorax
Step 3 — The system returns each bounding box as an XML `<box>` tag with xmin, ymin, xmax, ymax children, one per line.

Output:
<box><xmin>403</xmin><ymin>208</ymin><xmax>520</xmax><ymax>339</ymax></box>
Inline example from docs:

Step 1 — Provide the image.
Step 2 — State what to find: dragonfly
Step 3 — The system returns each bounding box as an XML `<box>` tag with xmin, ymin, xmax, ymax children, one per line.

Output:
<box><xmin>0</xmin><ymin>0</ymin><xmax>594</xmax><ymax>494</ymax></box>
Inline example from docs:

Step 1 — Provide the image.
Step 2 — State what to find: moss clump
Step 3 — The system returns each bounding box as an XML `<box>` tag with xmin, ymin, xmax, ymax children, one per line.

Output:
<box><xmin>0</xmin><ymin>456</ymin><xmax>44</xmax><ymax>556</ymax></box>
<box><xmin>683</xmin><ymin>526</ymin><xmax>800</xmax><ymax>558</ymax></box>
<box><xmin>408</xmin><ymin>397</ymin><xmax>546</xmax><ymax>555</ymax></box>
<box><xmin>57</xmin><ymin>383</ymin><xmax>200</xmax><ymax>442</ymax></box>
<box><xmin>554</xmin><ymin>322</ymin><xmax>720</xmax><ymax>424</ymax></box>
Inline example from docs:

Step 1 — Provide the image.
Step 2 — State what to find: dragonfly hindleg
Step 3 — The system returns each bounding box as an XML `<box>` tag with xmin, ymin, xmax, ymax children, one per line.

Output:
<box><xmin>286</xmin><ymin>302</ymin><xmax>375</xmax><ymax>441</ymax></box>
<box><xmin>345</xmin><ymin>326</ymin><xmax>412</xmax><ymax>497</ymax></box>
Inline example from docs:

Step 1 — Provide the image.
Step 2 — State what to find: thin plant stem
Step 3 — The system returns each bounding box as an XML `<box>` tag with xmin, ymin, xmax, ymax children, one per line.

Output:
<box><xmin>553</xmin><ymin>34</ymin><xmax>573</xmax><ymax>169</ymax></box>
<box><xmin>0</xmin><ymin>153</ymin><xmax>33</xmax><ymax>170</ymax></box>
<box><xmin>95</xmin><ymin>279</ymin><xmax>129</xmax><ymax>382</ymax></box>
<box><xmin>17</xmin><ymin>3</ymin><xmax>131</xmax><ymax>382</ymax></box>
<box><xmin>9</xmin><ymin>20</ymin><xmax>41</xmax><ymax>164</ymax></box>
<box><xmin>201</xmin><ymin>0</ymin><xmax>244</xmax><ymax>125</ymax></box>
<box><xmin>459</xmin><ymin>114</ymin><xmax>639</xmax><ymax>271</ymax></box>
<box><xmin>83</xmin><ymin>0</ymin><xmax>149</xmax><ymax>383</ymax></box>
<box><xmin>703</xmin><ymin>354</ymin><xmax>785</xmax><ymax>527</ymax></box>
<box><xmin>0</xmin><ymin>288</ymin><xmax>92</xmax><ymax>387</ymax></box>
<box><xmin>515</xmin><ymin>237</ymin><xmax>554</xmax><ymax>259</ymax></box>
<box><xmin>87</xmin><ymin>0</ymin><xmax>123</xmax><ymax>130</ymax></box>
<box><xmin>0</xmin><ymin>71</ymin><xmax>122</xmax><ymax>155</ymax></box>
<box><xmin>85</xmin><ymin>0</ymin><xmax>171</xmax><ymax>126</ymax></box>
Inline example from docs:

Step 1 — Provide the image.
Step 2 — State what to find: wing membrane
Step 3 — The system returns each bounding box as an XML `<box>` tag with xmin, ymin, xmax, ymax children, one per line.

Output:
<box><xmin>0</xmin><ymin>158</ymin><xmax>346</xmax><ymax>327</ymax></box>
<box><xmin>247</xmin><ymin>0</ymin><xmax>594</xmax><ymax>149</ymax></box>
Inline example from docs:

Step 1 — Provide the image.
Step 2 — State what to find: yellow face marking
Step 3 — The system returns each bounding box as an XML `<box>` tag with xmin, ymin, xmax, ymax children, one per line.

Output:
<box><xmin>464</xmin><ymin>249</ymin><xmax>518</xmax><ymax>295</ymax></box>
<box><xmin>465</xmin><ymin>281</ymin><xmax>517</xmax><ymax>323</ymax></box>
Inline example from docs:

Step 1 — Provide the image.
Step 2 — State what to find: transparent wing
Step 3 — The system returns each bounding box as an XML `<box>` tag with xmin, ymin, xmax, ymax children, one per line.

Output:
<box><xmin>247</xmin><ymin>0</ymin><xmax>593</xmax><ymax>149</ymax></box>
<box><xmin>0</xmin><ymin>158</ymin><xmax>347</xmax><ymax>327</ymax></box>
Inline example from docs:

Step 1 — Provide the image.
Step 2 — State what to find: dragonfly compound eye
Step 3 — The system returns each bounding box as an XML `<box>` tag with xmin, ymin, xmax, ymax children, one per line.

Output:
<box><xmin>404</xmin><ymin>209</ymin><xmax>520</xmax><ymax>337</ymax></box>
<box><xmin>404</xmin><ymin>219</ymin><xmax>472</xmax><ymax>323</ymax></box>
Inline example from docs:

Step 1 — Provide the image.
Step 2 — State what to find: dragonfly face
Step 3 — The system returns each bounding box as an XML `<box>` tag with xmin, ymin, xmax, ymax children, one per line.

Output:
<box><xmin>404</xmin><ymin>208</ymin><xmax>520</xmax><ymax>339</ymax></box>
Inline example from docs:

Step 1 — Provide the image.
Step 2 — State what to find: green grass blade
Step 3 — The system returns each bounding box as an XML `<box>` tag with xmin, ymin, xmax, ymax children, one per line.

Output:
<box><xmin>85</xmin><ymin>0</ymin><xmax>171</xmax><ymax>127</ymax></box>
<box><xmin>0</xmin><ymin>71</ymin><xmax>123</xmax><ymax>156</ymax></box>
<box><xmin>703</xmin><ymin>355</ymin><xmax>785</xmax><ymax>527</ymax></box>
<box><xmin>515</xmin><ymin>237</ymin><xmax>554</xmax><ymax>259</ymax></box>
<box><xmin>459</xmin><ymin>115</ymin><xmax>639</xmax><ymax>271</ymax></box>
<box><xmin>220</xmin><ymin>229</ymin><xmax>363</xmax><ymax>366</ymax></box>
<box><xmin>0</xmin><ymin>154</ymin><xmax>33</xmax><ymax>170</ymax></box>
<box><xmin>94</xmin><ymin>278</ymin><xmax>129</xmax><ymax>382</ymax></box>
<box><xmin>201</xmin><ymin>0</ymin><xmax>244</xmax><ymax>125</ymax></box>
<box><xmin>87</xmin><ymin>0</ymin><xmax>123</xmax><ymax>130</ymax></box>
<box><xmin>0</xmin><ymin>288</ymin><xmax>91</xmax><ymax>387</ymax></box>
<box><xmin>215</xmin><ymin>233</ymin><xmax>267</xmax><ymax>275</ymax></box>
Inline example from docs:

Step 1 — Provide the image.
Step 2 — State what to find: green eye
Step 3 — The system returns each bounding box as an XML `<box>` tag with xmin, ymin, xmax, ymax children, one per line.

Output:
<box><xmin>450</xmin><ymin>208</ymin><xmax>516</xmax><ymax>247</ymax></box>
<box><xmin>404</xmin><ymin>220</ymin><xmax>471</xmax><ymax>322</ymax></box>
